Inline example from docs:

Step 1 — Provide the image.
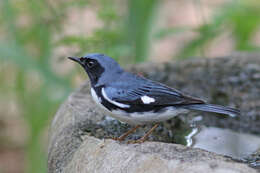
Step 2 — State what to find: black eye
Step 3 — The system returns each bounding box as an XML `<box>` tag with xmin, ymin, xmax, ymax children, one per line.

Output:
<box><xmin>87</xmin><ymin>60</ymin><xmax>95</xmax><ymax>68</ymax></box>
<box><xmin>80</xmin><ymin>57</ymin><xmax>85</xmax><ymax>61</ymax></box>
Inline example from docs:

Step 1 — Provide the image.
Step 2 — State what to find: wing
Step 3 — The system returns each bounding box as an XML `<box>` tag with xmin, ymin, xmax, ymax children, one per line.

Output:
<box><xmin>104</xmin><ymin>80</ymin><xmax>205</xmax><ymax>107</ymax></box>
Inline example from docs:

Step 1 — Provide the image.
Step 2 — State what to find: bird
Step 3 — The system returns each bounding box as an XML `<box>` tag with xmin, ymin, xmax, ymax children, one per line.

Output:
<box><xmin>68</xmin><ymin>53</ymin><xmax>240</xmax><ymax>143</ymax></box>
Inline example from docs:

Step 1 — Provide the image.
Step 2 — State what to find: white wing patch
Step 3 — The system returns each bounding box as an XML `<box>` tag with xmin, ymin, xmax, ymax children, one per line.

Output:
<box><xmin>141</xmin><ymin>95</ymin><xmax>155</xmax><ymax>104</ymax></box>
<box><xmin>101</xmin><ymin>88</ymin><xmax>130</xmax><ymax>108</ymax></box>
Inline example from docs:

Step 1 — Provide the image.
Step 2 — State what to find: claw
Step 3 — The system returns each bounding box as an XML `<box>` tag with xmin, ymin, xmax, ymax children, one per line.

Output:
<box><xmin>127</xmin><ymin>139</ymin><xmax>146</xmax><ymax>144</ymax></box>
<box><xmin>127</xmin><ymin>123</ymin><xmax>159</xmax><ymax>144</ymax></box>
<box><xmin>111</xmin><ymin>125</ymin><xmax>141</xmax><ymax>142</ymax></box>
<box><xmin>111</xmin><ymin>136</ymin><xmax>123</xmax><ymax>142</ymax></box>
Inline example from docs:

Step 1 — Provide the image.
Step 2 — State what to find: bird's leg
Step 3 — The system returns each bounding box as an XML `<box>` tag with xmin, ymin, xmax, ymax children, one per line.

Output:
<box><xmin>128</xmin><ymin>123</ymin><xmax>159</xmax><ymax>144</ymax></box>
<box><xmin>113</xmin><ymin>125</ymin><xmax>141</xmax><ymax>142</ymax></box>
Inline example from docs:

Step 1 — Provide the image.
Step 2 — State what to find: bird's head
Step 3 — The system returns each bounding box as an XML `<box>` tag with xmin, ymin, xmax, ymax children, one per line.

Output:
<box><xmin>68</xmin><ymin>53</ymin><xmax>123</xmax><ymax>86</ymax></box>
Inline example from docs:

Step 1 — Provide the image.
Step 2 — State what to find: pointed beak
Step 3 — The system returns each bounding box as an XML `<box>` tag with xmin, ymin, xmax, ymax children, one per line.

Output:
<box><xmin>68</xmin><ymin>57</ymin><xmax>82</xmax><ymax>65</ymax></box>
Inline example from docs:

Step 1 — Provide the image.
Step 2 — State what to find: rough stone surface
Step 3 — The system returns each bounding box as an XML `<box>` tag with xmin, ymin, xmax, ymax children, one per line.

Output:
<box><xmin>64</xmin><ymin>137</ymin><xmax>256</xmax><ymax>173</ymax></box>
<box><xmin>48</xmin><ymin>53</ymin><xmax>260</xmax><ymax>173</ymax></box>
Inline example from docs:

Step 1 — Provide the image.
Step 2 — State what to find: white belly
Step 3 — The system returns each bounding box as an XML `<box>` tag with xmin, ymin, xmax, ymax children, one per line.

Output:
<box><xmin>91</xmin><ymin>88</ymin><xmax>109</xmax><ymax>111</ymax></box>
<box><xmin>90</xmin><ymin>88</ymin><xmax>189</xmax><ymax>125</ymax></box>
<box><xmin>111</xmin><ymin>107</ymin><xmax>189</xmax><ymax>125</ymax></box>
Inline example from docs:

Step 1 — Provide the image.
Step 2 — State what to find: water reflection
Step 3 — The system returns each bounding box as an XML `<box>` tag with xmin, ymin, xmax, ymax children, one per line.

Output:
<box><xmin>190</xmin><ymin>126</ymin><xmax>260</xmax><ymax>159</ymax></box>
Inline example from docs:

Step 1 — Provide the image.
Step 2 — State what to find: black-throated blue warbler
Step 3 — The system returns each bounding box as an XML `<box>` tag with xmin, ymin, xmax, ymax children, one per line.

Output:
<box><xmin>68</xmin><ymin>53</ymin><xmax>240</xmax><ymax>143</ymax></box>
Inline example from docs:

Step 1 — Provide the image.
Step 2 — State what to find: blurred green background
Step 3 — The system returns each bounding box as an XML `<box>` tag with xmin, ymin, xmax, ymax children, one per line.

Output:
<box><xmin>0</xmin><ymin>0</ymin><xmax>259</xmax><ymax>172</ymax></box>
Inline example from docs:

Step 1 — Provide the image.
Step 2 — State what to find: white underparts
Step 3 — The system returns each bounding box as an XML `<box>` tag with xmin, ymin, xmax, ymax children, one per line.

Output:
<box><xmin>111</xmin><ymin>107</ymin><xmax>189</xmax><ymax>125</ymax></box>
<box><xmin>101</xmin><ymin>88</ymin><xmax>130</xmax><ymax>108</ymax></box>
<box><xmin>91</xmin><ymin>88</ymin><xmax>111</xmax><ymax>113</ymax></box>
<box><xmin>91</xmin><ymin>88</ymin><xmax>101</xmax><ymax>103</ymax></box>
<box><xmin>141</xmin><ymin>95</ymin><xmax>155</xmax><ymax>104</ymax></box>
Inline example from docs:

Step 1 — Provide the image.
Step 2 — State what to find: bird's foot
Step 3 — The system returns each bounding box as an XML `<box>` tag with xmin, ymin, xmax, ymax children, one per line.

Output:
<box><xmin>111</xmin><ymin>125</ymin><xmax>141</xmax><ymax>142</ymax></box>
<box><xmin>127</xmin><ymin>138</ymin><xmax>147</xmax><ymax>144</ymax></box>
<box><xmin>111</xmin><ymin>136</ymin><xmax>124</xmax><ymax>142</ymax></box>
<box><xmin>127</xmin><ymin>123</ymin><xmax>159</xmax><ymax>144</ymax></box>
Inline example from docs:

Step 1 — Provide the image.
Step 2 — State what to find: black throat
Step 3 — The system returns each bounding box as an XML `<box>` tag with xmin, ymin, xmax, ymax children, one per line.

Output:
<box><xmin>85</xmin><ymin>65</ymin><xmax>105</xmax><ymax>87</ymax></box>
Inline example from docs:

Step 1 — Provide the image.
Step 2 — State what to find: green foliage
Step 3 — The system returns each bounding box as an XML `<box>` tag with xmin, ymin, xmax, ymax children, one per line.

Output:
<box><xmin>175</xmin><ymin>0</ymin><xmax>260</xmax><ymax>58</ymax></box>
<box><xmin>126</xmin><ymin>0</ymin><xmax>159</xmax><ymax>62</ymax></box>
<box><xmin>0</xmin><ymin>0</ymin><xmax>74</xmax><ymax>172</ymax></box>
<box><xmin>0</xmin><ymin>0</ymin><xmax>159</xmax><ymax>172</ymax></box>
<box><xmin>58</xmin><ymin>0</ymin><xmax>159</xmax><ymax>63</ymax></box>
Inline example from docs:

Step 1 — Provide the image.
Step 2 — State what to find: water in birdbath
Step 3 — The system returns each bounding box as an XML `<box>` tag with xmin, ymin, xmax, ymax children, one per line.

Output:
<box><xmin>83</xmin><ymin>112</ymin><xmax>260</xmax><ymax>170</ymax></box>
<box><xmin>184</xmin><ymin>115</ymin><xmax>260</xmax><ymax>170</ymax></box>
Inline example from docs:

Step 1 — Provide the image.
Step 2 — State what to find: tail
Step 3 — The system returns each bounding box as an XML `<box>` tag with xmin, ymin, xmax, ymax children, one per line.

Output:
<box><xmin>182</xmin><ymin>104</ymin><xmax>240</xmax><ymax>117</ymax></box>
